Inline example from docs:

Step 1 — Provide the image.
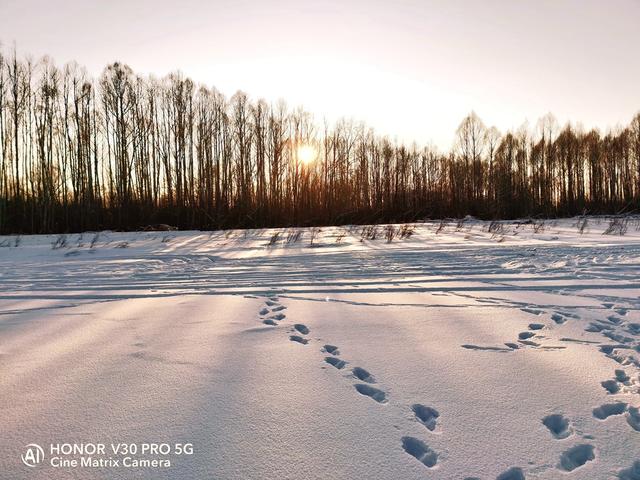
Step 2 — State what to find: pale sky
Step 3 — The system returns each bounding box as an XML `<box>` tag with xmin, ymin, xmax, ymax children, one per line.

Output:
<box><xmin>1</xmin><ymin>0</ymin><xmax>639</xmax><ymax>149</ymax></box>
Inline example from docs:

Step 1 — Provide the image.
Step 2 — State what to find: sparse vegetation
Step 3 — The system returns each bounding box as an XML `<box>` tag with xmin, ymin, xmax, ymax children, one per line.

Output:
<box><xmin>90</xmin><ymin>233</ymin><xmax>100</xmax><ymax>248</ymax></box>
<box><xmin>532</xmin><ymin>219</ymin><xmax>546</xmax><ymax>234</ymax></box>
<box><xmin>488</xmin><ymin>221</ymin><xmax>504</xmax><ymax>236</ymax></box>
<box><xmin>268</xmin><ymin>231</ymin><xmax>281</xmax><ymax>246</ymax></box>
<box><xmin>399</xmin><ymin>224</ymin><xmax>414</xmax><ymax>239</ymax></box>
<box><xmin>435</xmin><ymin>220</ymin><xmax>447</xmax><ymax>234</ymax></box>
<box><xmin>309</xmin><ymin>228</ymin><xmax>321</xmax><ymax>246</ymax></box>
<box><xmin>360</xmin><ymin>225</ymin><xmax>379</xmax><ymax>241</ymax></box>
<box><xmin>52</xmin><ymin>235</ymin><xmax>68</xmax><ymax>250</ymax></box>
<box><xmin>287</xmin><ymin>230</ymin><xmax>302</xmax><ymax>244</ymax></box>
<box><xmin>576</xmin><ymin>215</ymin><xmax>589</xmax><ymax>234</ymax></box>
<box><xmin>384</xmin><ymin>225</ymin><xmax>396</xmax><ymax>243</ymax></box>
<box><xmin>603</xmin><ymin>216</ymin><xmax>629</xmax><ymax>236</ymax></box>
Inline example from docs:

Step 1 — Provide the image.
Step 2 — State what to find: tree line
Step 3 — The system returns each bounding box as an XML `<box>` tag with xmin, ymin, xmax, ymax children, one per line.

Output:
<box><xmin>1</xmin><ymin>49</ymin><xmax>639</xmax><ymax>234</ymax></box>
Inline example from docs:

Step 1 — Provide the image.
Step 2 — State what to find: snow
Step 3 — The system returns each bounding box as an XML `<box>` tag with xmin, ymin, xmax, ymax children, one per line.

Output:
<box><xmin>1</xmin><ymin>217</ymin><xmax>639</xmax><ymax>479</ymax></box>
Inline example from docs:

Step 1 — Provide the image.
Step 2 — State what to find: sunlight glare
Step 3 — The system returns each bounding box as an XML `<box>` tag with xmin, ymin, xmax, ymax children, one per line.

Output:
<box><xmin>297</xmin><ymin>144</ymin><xmax>317</xmax><ymax>164</ymax></box>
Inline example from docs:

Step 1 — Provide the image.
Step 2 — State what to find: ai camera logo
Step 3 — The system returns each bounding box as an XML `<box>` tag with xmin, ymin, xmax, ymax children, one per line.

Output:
<box><xmin>21</xmin><ymin>444</ymin><xmax>45</xmax><ymax>467</ymax></box>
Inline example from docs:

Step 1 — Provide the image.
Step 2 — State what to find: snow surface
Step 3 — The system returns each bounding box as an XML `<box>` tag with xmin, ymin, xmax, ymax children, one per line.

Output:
<box><xmin>1</xmin><ymin>217</ymin><xmax>639</xmax><ymax>479</ymax></box>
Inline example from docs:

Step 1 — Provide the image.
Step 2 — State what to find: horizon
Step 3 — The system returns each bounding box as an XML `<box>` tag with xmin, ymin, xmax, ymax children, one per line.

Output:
<box><xmin>2</xmin><ymin>0</ymin><xmax>639</xmax><ymax>151</ymax></box>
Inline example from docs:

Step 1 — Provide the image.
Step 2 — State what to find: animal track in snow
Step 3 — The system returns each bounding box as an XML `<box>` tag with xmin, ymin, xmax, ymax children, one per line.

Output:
<box><xmin>293</xmin><ymin>324</ymin><xmax>309</xmax><ymax>335</ymax></box>
<box><xmin>627</xmin><ymin>407</ymin><xmax>640</xmax><ymax>431</ymax></box>
<box><xmin>323</xmin><ymin>344</ymin><xmax>339</xmax><ymax>355</ymax></box>
<box><xmin>552</xmin><ymin>312</ymin><xmax>567</xmax><ymax>324</ymax></box>
<box><xmin>263</xmin><ymin>319</ymin><xmax>277</xmax><ymax>326</ymax></box>
<box><xmin>601</xmin><ymin>379</ymin><xmax>620</xmax><ymax>394</ymax></box>
<box><xmin>412</xmin><ymin>404</ymin><xmax>440</xmax><ymax>431</ymax></box>
<box><xmin>354</xmin><ymin>384</ymin><xmax>387</xmax><ymax>403</ymax></box>
<box><xmin>558</xmin><ymin>444</ymin><xmax>595</xmax><ymax>472</ymax></box>
<box><xmin>542</xmin><ymin>414</ymin><xmax>571</xmax><ymax>439</ymax></box>
<box><xmin>265</xmin><ymin>300</ymin><xmax>278</xmax><ymax>306</ymax></box>
<box><xmin>289</xmin><ymin>335</ymin><xmax>308</xmax><ymax>345</ymax></box>
<box><xmin>352</xmin><ymin>367</ymin><xmax>375</xmax><ymax>383</ymax></box>
<box><xmin>528</xmin><ymin>323</ymin><xmax>544</xmax><ymax>330</ymax></box>
<box><xmin>627</xmin><ymin>323</ymin><xmax>640</xmax><ymax>335</ymax></box>
<box><xmin>585</xmin><ymin>322</ymin><xmax>613</xmax><ymax>333</ymax></box>
<box><xmin>401</xmin><ymin>436</ymin><xmax>438</xmax><ymax>468</ymax></box>
<box><xmin>259</xmin><ymin>308</ymin><xmax>269</xmax><ymax>315</ymax></box>
<box><xmin>605</xmin><ymin>315</ymin><xmax>624</xmax><ymax>325</ymax></box>
<box><xmin>271</xmin><ymin>305</ymin><xmax>286</xmax><ymax>312</ymax></box>
<box><xmin>522</xmin><ymin>307</ymin><xmax>543</xmax><ymax>315</ymax></box>
<box><xmin>615</xmin><ymin>369</ymin><xmax>630</xmax><ymax>383</ymax></box>
<box><xmin>270</xmin><ymin>313</ymin><xmax>286</xmax><ymax>321</ymax></box>
<box><xmin>592</xmin><ymin>402</ymin><xmax>627</xmax><ymax>420</ymax></box>
<box><xmin>496</xmin><ymin>467</ymin><xmax>525</xmax><ymax>480</ymax></box>
<box><xmin>603</xmin><ymin>331</ymin><xmax>635</xmax><ymax>344</ymax></box>
<box><xmin>617</xmin><ymin>460</ymin><xmax>640</xmax><ymax>480</ymax></box>
<box><xmin>518</xmin><ymin>331</ymin><xmax>535</xmax><ymax>340</ymax></box>
<box><xmin>325</xmin><ymin>356</ymin><xmax>346</xmax><ymax>369</ymax></box>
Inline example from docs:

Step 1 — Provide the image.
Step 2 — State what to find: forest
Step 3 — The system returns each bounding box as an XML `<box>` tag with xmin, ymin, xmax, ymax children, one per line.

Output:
<box><xmin>1</xmin><ymin>49</ymin><xmax>639</xmax><ymax>234</ymax></box>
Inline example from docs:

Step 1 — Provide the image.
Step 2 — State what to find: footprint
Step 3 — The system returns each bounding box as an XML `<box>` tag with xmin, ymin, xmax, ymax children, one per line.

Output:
<box><xmin>603</xmin><ymin>331</ymin><xmax>635</xmax><ymax>344</ymax></box>
<box><xmin>352</xmin><ymin>366</ymin><xmax>376</xmax><ymax>383</ymax></box>
<box><xmin>585</xmin><ymin>323</ymin><xmax>611</xmax><ymax>333</ymax></box>
<box><xmin>271</xmin><ymin>305</ymin><xmax>286</xmax><ymax>312</ymax></box>
<box><xmin>505</xmin><ymin>342</ymin><xmax>520</xmax><ymax>350</ymax></box>
<box><xmin>271</xmin><ymin>313</ymin><xmax>286</xmax><ymax>321</ymax></box>
<box><xmin>323</xmin><ymin>344</ymin><xmax>339</xmax><ymax>355</ymax></box>
<box><xmin>627</xmin><ymin>407</ymin><xmax>640</xmax><ymax>431</ymax></box>
<box><xmin>518</xmin><ymin>331</ymin><xmax>535</xmax><ymax>340</ymax></box>
<box><xmin>263</xmin><ymin>319</ymin><xmax>277</xmax><ymax>326</ymax></box>
<box><xmin>616</xmin><ymin>370</ymin><xmax>630</xmax><ymax>383</ymax></box>
<box><xmin>617</xmin><ymin>460</ymin><xmax>640</xmax><ymax>480</ymax></box>
<box><xmin>601</xmin><ymin>379</ymin><xmax>620</xmax><ymax>394</ymax></box>
<box><xmin>325</xmin><ymin>356</ymin><xmax>346</xmax><ymax>369</ymax></box>
<box><xmin>522</xmin><ymin>308</ymin><xmax>543</xmax><ymax>315</ymax></box>
<box><xmin>552</xmin><ymin>313</ymin><xmax>567</xmax><ymax>324</ymax></box>
<box><xmin>265</xmin><ymin>300</ymin><xmax>278</xmax><ymax>306</ymax></box>
<box><xmin>290</xmin><ymin>335</ymin><xmax>308</xmax><ymax>345</ymax></box>
<box><xmin>401</xmin><ymin>436</ymin><xmax>438</xmax><ymax>468</ymax></box>
<box><xmin>528</xmin><ymin>323</ymin><xmax>545</xmax><ymax>330</ymax></box>
<box><xmin>592</xmin><ymin>402</ymin><xmax>627</xmax><ymax>420</ymax></box>
<box><xmin>412</xmin><ymin>404</ymin><xmax>440</xmax><ymax>431</ymax></box>
<box><xmin>542</xmin><ymin>414</ymin><xmax>571</xmax><ymax>439</ymax></box>
<box><xmin>600</xmin><ymin>345</ymin><xmax>618</xmax><ymax>355</ymax></box>
<box><xmin>628</xmin><ymin>324</ymin><xmax>640</xmax><ymax>335</ymax></box>
<box><xmin>354</xmin><ymin>384</ymin><xmax>387</xmax><ymax>403</ymax></box>
<box><xmin>496</xmin><ymin>467</ymin><xmax>525</xmax><ymax>480</ymax></box>
<box><xmin>259</xmin><ymin>308</ymin><xmax>269</xmax><ymax>315</ymax></box>
<box><xmin>293</xmin><ymin>324</ymin><xmax>309</xmax><ymax>335</ymax></box>
<box><xmin>606</xmin><ymin>315</ymin><xmax>624</xmax><ymax>325</ymax></box>
<box><xmin>558</xmin><ymin>444</ymin><xmax>595</xmax><ymax>472</ymax></box>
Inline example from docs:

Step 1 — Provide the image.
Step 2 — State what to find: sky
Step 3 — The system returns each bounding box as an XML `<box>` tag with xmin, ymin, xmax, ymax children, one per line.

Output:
<box><xmin>1</xmin><ymin>0</ymin><xmax>639</xmax><ymax>150</ymax></box>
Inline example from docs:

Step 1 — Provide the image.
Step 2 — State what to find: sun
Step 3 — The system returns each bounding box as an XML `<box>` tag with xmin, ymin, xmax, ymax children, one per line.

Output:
<box><xmin>297</xmin><ymin>144</ymin><xmax>317</xmax><ymax>164</ymax></box>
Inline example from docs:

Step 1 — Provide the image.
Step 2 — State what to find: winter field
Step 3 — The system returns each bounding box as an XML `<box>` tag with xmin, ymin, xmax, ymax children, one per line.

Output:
<box><xmin>1</xmin><ymin>217</ymin><xmax>640</xmax><ymax>480</ymax></box>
